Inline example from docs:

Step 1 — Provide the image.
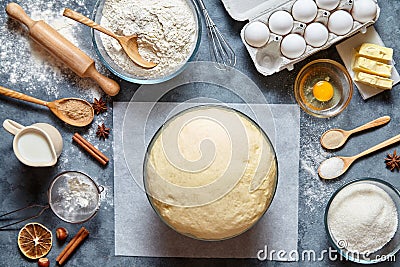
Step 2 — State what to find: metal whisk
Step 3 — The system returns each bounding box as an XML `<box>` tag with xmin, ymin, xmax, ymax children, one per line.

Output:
<box><xmin>197</xmin><ymin>0</ymin><xmax>236</xmax><ymax>69</ymax></box>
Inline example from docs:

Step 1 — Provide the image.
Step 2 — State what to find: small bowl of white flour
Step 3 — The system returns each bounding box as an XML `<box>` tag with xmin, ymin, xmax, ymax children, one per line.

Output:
<box><xmin>92</xmin><ymin>0</ymin><xmax>201</xmax><ymax>84</ymax></box>
<box><xmin>325</xmin><ymin>178</ymin><xmax>400</xmax><ymax>264</ymax></box>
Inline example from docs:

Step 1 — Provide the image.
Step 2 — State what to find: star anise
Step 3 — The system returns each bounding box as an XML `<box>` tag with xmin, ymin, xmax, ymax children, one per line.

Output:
<box><xmin>385</xmin><ymin>150</ymin><xmax>400</xmax><ymax>171</ymax></box>
<box><xmin>92</xmin><ymin>97</ymin><xmax>107</xmax><ymax>115</ymax></box>
<box><xmin>96</xmin><ymin>123</ymin><xmax>110</xmax><ymax>140</ymax></box>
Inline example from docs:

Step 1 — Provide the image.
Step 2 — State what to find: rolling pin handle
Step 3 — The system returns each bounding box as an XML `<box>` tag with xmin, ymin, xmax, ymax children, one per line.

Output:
<box><xmin>6</xmin><ymin>2</ymin><xmax>120</xmax><ymax>96</ymax></box>
<box><xmin>84</xmin><ymin>64</ymin><xmax>120</xmax><ymax>96</ymax></box>
<box><xmin>6</xmin><ymin>3</ymin><xmax>36</xmax><ymax>29</ymax></box>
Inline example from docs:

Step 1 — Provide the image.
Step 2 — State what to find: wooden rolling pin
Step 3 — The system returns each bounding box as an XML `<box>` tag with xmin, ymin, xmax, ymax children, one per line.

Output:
<box><xmin>6</xmin><ymin>3</ymin><xmax>120</xmax><ymax>96</ymax></box>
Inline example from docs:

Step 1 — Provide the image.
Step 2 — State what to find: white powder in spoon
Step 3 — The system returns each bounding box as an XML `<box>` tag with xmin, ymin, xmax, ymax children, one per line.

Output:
<box><xmin>100</xmin><ymin>0</ymin><xmax>197</xmax><ymax>78</ymax></box>
<box><xmin>327</xmin><ymin>182</ymin><xmax>398</xmax><ymax>254</ymax></box>
<box><xmin>319</xmin><ymin>157</ymin><xmax>344</xmax><ymax>179</ymax></box>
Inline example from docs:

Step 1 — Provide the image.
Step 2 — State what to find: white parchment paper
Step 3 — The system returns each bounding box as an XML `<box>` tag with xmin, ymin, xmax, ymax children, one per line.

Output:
<box><xmin>113</xmin><ymin>102</ymin><xmax>299</xmax><ymax>261</ymax></box>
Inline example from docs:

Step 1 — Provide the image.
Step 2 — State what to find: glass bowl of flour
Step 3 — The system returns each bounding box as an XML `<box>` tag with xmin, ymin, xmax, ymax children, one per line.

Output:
<box><xmin>92</xmin><ymin>0</ymin><xmax>201</xmax><ymax>84</ymax></box>
<box><xmin>325</xmin><ymin>178</ymin><xmax>400</xmax><ymax>264</ymax></box>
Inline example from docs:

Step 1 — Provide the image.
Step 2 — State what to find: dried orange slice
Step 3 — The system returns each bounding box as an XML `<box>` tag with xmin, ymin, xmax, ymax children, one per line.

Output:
<box><xmin>18</xmin><ymin>222</ymin><xmax>52</xmax><ymax>259</ymax></box>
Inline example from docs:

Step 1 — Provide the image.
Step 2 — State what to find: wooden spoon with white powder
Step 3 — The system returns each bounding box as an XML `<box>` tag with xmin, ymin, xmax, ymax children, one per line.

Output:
<box><xmin>319</xmin><ymin>132</ymin><xmax>400</xmax><ymax>179</ymax></box>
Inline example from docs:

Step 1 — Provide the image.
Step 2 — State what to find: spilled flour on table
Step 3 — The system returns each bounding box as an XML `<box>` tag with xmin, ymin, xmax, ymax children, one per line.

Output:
<box><xmin>85</xmin><ymin>120</ymin><xmax>114</xmax><ymax>209</ymax></box>
<box><xmin>299</xmin><ymin>118</ymin><xmax>337</xmax><ymax>213</ymax></box>
<box><xmin>0</xmin><ymin>1</ymin><xmax>104</xmax><ymax>99</ymax></box>
<box><xmin>99</xmin><ymin>185</ymin><xmax>113</xmax><ymax>210</ymax></box>
<box><xmin>0</xmin><ymin>1</ymin><xmax>114</xmax><ymax>208</ymax></box>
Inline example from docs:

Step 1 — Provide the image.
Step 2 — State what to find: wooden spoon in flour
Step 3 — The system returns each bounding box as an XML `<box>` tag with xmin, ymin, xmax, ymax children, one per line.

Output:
<box><xmin>63</xmin><ymin>8</ymin><xmax>157</xmax><ymax>69</ymax></box>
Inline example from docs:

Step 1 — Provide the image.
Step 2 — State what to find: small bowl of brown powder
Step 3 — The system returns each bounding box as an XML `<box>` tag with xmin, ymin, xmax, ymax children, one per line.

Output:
<box><xmin>92</xmin><ymin>0</ymin><xmax>201</xmax><ymax>84</ymax></box>
<box><xmin>325</xmin><ymin>178</ymin><xmax>400</xmax><ymax>264</ymax></box>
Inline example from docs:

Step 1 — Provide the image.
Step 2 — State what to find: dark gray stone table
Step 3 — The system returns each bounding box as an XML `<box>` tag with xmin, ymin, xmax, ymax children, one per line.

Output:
<box><xmin>0</xmin><ymin>0</ymin><xmax>399</xmax><ymax>266</ymax></box>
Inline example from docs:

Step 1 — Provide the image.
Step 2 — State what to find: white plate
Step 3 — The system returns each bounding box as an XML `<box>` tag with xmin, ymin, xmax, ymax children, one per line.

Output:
<box><xmin>336</xmin><ymin>26</ymin><xmax>400</xmax><ymax>100</ymax></box>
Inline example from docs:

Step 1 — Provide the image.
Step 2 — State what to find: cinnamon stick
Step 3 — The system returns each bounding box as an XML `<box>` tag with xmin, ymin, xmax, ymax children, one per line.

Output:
<box><xmin>56</xmin><ymin>227</ymin><xmax>89</xmax><ymax>265</ymax></box>
<box><xmin>74</xmin><ymin>133</ymin><xmax>109</xmax><ymax>162</ymax></box>
<box><xmin>56</xmin><ymin>227</ymin><xmax>85</xmax><ymax>262</ymax></box>
<box><xmin>72</xmin><ymin>133</ymin><xmax>109</xmax><ymax>165</ymax></box>
<box><xmin>72</xmin><ymin>136</ymin><xmax>107</xmax><ymax>165</ymax></box>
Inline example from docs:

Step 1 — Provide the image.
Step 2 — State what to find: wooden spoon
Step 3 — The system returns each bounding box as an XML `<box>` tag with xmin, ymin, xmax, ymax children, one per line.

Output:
<box><xmin>318</xmin><ymin>133</ymin><xmax>400</xmax><ymax>179</ymax></box>
<box><xmin>0</xmin><ymin>85</ymin><xmax>94</xmax><ymax>127</ymax></box>
<box><xmin>63</xmin><ymin>8</ymin><xmax>157</xmax><ymax>69</ymax></box>
<box><xmin>320</xmin><ymin>116</ymin><xmax>390</xmax><ymax>150</ymax></box>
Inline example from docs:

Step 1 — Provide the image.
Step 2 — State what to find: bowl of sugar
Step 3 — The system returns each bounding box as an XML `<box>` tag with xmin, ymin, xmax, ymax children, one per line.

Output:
<box><xmin>325</xmin><ymin>178</ymin><xmax>400</xmax><ymax>264</ymax></box>
<box><xmin>92</xmin><ymin>0</ymin><xmax>201</xmax><ymax>84</ymax></box>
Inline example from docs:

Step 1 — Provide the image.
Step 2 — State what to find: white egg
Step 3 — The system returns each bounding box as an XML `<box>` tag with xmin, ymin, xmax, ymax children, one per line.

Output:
<box><xmin>292</xmin><ymin>0</ymin><xmax>318</xmax><ymax>23</ymax></box>
<box><xmin>268</xmin><ymin>10</ymin><xmax>294</xmax><ymax>35</ymax></box>
<box><xmin>316</xmin><ymin>0</ymin><xmax>340</xmax><ymax>11</ymax></box>
<box><xmin>304</xmin><ymin>23</ymin><xmax>329</xmax><ymax>47</ymax></box>
<box><xmin>244</xmin><ymin>21</ymin><xmax>270</xmax><ymax>48</ymax></box>
<box><xmin>351</xmin><ymin>0</ymin><xmax>377</xmax><ymax>23</ymax></box>
<box><xmin>328</xmin><ymin>10</ymin><xmax>353</xmax><ymax>35</ymax></box>
<box><xmin>281</xmin><ymin>34</ymin><xmax>306</xmax><ymax>59</ymax></box>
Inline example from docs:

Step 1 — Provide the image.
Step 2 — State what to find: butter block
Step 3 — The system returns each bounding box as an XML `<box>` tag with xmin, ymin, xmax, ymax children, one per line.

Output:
<box><xmin>358</xmin><ymin>43</ymin><xmax>393</xmax><ymax>62</ymax></box>
<box><xmin>354</xmin><ymin>71</ymin><xmax>394</xmax><ymax>90</ymax></box>
<box><xmin>353</xmin><ymin>56</ymin><xmax>392</xmax><ymax>78</ymax></box>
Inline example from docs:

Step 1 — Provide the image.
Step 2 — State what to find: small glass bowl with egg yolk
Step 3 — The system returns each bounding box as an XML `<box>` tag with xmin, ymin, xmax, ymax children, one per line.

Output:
<box><xmin>294</xmin><ymin>59</ymin><xmax>353</xmax><ymax>118</ymax></box>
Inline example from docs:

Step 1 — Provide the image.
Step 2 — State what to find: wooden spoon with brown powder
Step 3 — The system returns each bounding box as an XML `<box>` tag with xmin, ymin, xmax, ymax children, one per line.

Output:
<box><xmin>0</xmin><ymin>85</ymin><xmax>94</xmax><ymax>127</ymax></box>
<box><xmin>320</xmin><ymin>116</ymin><xmax>390</xmax><ymax>150</ymax></box>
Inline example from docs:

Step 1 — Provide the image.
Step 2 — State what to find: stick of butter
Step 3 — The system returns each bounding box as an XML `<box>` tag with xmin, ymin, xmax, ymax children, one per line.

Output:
<box><xmin>358</xmin><ymin>43</ymin><xmax>393</xmax><ymax>62</ymax></box>
<box><xmin>354</xmin><ymin>71</ymin><xmax>394</xmax><ymax>90</ymax></box>
<box><xmin>353</xmin><ymin>56</ymin><xmax>392</xmax><ymax>78</ymax></box>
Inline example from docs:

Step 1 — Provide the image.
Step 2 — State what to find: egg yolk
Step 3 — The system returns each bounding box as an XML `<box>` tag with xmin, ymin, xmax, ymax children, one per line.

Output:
<box><xmin>312</xmin><ymin>81</ymin><xmax>334</xmax><ymax>101</ymax></box>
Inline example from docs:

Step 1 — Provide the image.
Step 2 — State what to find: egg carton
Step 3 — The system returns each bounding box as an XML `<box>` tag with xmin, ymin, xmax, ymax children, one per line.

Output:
<box><xmin>221</xmin><ymin>0</ymin><xmax>380</xmax><ymax>76</ymax></box>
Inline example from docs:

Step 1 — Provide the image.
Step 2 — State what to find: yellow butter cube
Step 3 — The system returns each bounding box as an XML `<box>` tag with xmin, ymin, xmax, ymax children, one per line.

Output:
<box><xmin>358</xmin><ymin>43</ymin><xmax>393</xmax><ymax>62</ymax></box>
<box><xmin>354</xmin><ymin>71</ymin><xmax>393</xmax><ymax>90</ymax></box>
<box><xmin>353</xmin><ymin>56</ymin><xmax>392</xmax><ymax>78</ymax></box>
